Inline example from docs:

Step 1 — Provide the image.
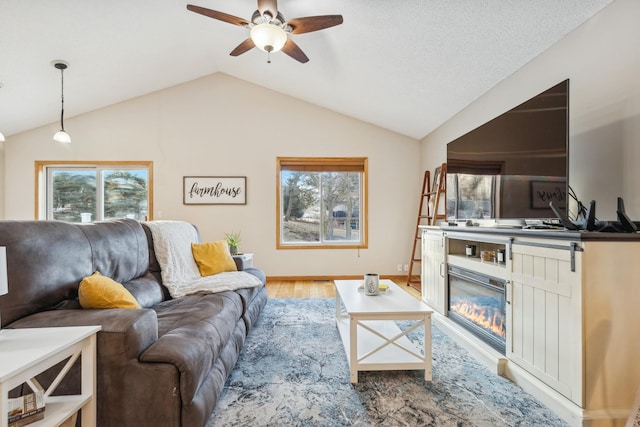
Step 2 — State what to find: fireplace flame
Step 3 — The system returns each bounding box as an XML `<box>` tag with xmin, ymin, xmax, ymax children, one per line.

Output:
<box><xmin>451</xmin><ymin>300</ymin><xmax>505</xmax><ymax>338</ymax></box>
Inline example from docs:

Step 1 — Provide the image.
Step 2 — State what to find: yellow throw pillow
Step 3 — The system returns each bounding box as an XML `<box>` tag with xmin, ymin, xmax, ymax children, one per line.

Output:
<box><xmin>191</xmin><ymin>240</ymin><xmax>238</xmax><ymax>277</ymax></box>
<box><xmin>78</xmin><ymin>272</ymin><xmax>141</xmax><ymax>309</ymax></box>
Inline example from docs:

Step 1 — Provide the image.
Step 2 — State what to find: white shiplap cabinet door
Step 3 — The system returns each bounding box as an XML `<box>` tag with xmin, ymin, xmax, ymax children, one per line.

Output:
<box><xmin>421</xmin><ymin>229</ymin><xmax>446</xmax><ymax>314</ymax></box>
<box><xmin>509</xmin><ymin>241</ymin><xmax>582</xmax><ymax>406</ymax></box>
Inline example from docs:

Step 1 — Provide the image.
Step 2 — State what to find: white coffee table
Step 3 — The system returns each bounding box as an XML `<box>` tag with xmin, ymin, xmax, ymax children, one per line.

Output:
<box><xmin>334</xmin><ymin>279</ymin><xmax>433</xmax><ymax>383</ymax></box>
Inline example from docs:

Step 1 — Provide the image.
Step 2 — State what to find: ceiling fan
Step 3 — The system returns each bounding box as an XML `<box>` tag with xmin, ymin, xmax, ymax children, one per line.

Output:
<box><xmin>186</xmin><ymin>0</ymin><xmax>343</xmax><ymax>63</ymax></box>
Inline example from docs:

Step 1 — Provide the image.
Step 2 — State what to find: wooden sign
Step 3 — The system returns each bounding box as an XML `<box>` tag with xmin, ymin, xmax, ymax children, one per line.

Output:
<box><xmin>183</xmin><ymin>176</ymin><xmax>246</xmax><ymax>205</ymax></box>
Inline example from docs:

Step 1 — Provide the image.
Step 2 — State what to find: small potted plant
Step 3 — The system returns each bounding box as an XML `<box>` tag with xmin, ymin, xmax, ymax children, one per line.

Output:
<box><xmin>224</xmin><ymin>231</ymin><xmax>241</xmax><ymax>255</ymax></box>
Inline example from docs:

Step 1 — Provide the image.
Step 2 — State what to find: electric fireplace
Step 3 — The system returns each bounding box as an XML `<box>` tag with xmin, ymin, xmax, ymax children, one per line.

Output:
<box><xmin>448</xmin><ymin>265</ymin><xmax>506</xmax><ymax>354</ymax></box>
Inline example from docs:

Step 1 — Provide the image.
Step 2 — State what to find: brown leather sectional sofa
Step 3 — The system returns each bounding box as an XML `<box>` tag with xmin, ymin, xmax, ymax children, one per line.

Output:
<box><xmin>0</xmin><ymin>219</ymin><xmax>268</xmax><ymax>426</ymax></box>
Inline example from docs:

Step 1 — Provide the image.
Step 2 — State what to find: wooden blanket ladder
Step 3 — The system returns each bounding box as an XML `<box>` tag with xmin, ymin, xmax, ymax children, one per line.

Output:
<box><xmin>407</xmin><ymin>163</ymin><xmax>447</xmax><ymax>291</ymax></box>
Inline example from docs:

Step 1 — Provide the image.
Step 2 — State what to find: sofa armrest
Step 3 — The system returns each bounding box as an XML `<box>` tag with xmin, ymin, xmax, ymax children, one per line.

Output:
<box><xmin>244</xmin><ymin>267</ymin><xmax>266</xmax><ymax>285</ymax></box>
<box><xmin>8</xmin><ymin>309</ymin><xmax>170</xmax><ymax>425</ymax></box>
<box><xmin>8</xmin><ymin>308</ymin><xmax>158</xmax><ymax>360</ymax></box>
<box><xmin>233</xmin><ymin>253</ymin><xmax>257</xmax><ymax>271</ymax></box>
<box><xmin>232</xmin><ymin>255</ymin><xmax>246</xmax><ymax>271</ymax></box>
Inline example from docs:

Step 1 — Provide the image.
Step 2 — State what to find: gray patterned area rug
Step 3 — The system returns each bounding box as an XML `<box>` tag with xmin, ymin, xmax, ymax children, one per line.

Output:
<box><xmin>207</xmin><ymin>298</ymin><xmax>567</xmax><ymax>427</ymax></box>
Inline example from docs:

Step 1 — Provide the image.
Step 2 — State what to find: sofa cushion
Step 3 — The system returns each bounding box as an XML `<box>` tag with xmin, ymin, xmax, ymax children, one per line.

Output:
<box><xmin>121</xmin><ymin>273</ymin><xmax>167</xmax><ymax>308</ymax></box>
<box><xmin>140</xmin><ymin>291</ymin><xmax>243</xmax><ymax>405</ymax></box>
<box><xmin>152</xmin><ymin>291</ymin><xmax>243</xmax><ymax>338</ymax></box>
<box><xmin>191</xmin><ymin>241</ymin><xmax>237</xmax><ymax>277</ymax></box>
<box><xmin>234</xmin><ymin>268</ymin><xmax>266</xmax><ymax>308</ymax></box>
<box><xmin>241</xmin><ymin>286</ymin><xmax>268</xmax><ymax>334</ymax></box>
<box><xmin>79</xmin><ymin>272</ymin><xmax>141</xmax><ymax>309</ymax></box>
<box><xmin>235</xmin><ymin>286</ymin><xmax>264</xmax><ymax>314</ymax></box>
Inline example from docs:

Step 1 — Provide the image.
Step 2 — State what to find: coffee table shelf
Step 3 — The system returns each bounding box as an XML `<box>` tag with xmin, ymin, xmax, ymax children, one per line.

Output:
<box><xmin>334</xmin><ymin>279</ymin><xmax>433</xmax><ymax>383</ymax></box>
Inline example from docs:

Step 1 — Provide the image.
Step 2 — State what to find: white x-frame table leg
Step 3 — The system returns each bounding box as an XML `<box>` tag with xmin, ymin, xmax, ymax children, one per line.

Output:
<box><xmin>334</xmin><ymin>282</ymin><xmax>433</xmax><ymax>384</ymax></box>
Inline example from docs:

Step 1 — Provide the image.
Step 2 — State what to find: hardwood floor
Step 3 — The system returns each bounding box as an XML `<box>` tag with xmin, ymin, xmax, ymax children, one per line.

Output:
<box><xmin>265</xmin><ymin>278</ymin><xmax>421</xmax><ymax>300</ymax></box>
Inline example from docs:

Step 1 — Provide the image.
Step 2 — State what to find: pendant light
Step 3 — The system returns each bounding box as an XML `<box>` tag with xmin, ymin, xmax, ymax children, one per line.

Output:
<box><xmin>52</xmin><ymin>61</ymin><xmax>71</xmax><ymax>144</ymax></box>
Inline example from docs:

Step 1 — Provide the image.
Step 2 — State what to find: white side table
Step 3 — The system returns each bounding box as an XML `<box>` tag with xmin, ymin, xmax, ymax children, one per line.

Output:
<box><xmin>0</xmin><ymin>326</ymin><xmax>101</xmax><ymax>427</ymax></box>
<box><xmin>233</xmin><ymin>253</ymin><xmax>254</xmax><ymax>269</ymax></box>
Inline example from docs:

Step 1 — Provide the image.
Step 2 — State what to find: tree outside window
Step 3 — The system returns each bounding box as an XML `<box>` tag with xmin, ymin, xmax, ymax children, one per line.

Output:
<box><xmin>36</xmin><ymin>161</ymin><xmax>153</xmax><ymax>222</ymax></box>
<box><xmin>277</xmin><ymin>157</ymin><xmax>367</xmax><ymax>249</ymax></box>
<box><xmin>51</xmin><ymin>170</ymin><xmax>96</xmax><ymax>222</ymax></box>
<box><xmin>103</xmin><ymin>170</ymin><xmax>149</xmax><ymax>220</ymax></box>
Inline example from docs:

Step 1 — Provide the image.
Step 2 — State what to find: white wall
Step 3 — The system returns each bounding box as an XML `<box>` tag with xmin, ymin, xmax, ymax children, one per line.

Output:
<box><xmin>421</xmin><ymin>0</ymin><xmax>640</xmax><ymax>220</ymax></box>
<box><xmin>4</xmin><ymin>73</ymin><xmax>421</xmax><ymax>277</ymax></box>
<box><xmin>0</xmin><ymin>146</ymin><xmax>4</xmax><ymax>219</ymax></box>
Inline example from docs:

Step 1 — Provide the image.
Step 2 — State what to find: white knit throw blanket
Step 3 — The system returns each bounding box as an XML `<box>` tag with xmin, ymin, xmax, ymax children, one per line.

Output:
<box><xmin>144</xmin><ymin>221</ymin><xmax>262</xmax><ymax>298</ymax></box>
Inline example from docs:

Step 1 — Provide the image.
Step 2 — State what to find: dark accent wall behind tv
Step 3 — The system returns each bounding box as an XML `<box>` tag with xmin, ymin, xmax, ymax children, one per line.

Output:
<box><xmin>446</xmin><ymin>79</ymin><xmax>568</xmax><ymax>222</ymax></box>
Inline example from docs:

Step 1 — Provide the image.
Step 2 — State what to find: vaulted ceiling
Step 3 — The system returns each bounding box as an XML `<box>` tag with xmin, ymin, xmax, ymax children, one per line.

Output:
<box><xmin>0</xmin><ymin>0</ymin><xmax>613</xmax><ymax>140</ymax></box>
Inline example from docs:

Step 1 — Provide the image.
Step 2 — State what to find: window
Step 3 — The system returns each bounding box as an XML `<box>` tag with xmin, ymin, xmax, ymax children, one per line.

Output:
<box><xmin>276</xmin><ymin>157</ymin><xmax>367</xmax><ymax>249</ymax></box>
<box><xmin>35</xmin><ymin>161</ymin><xmax>153</xmax><ymax>222</ymax></box>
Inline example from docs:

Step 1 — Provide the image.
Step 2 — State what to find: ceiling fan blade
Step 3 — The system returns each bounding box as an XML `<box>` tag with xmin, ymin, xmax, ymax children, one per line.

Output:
<box><xmin>230</xmin><ymin>38</ymin><xmax>256</xmax><ymax>56</ymax></box>
<box><xmin>281</xmin><ymin>39</ymin><xmax>309</xmax><ymax>63</ymax></box>
<box><xmin>186</xmin><ymin>4</ymin><xmax>250</xmax><ymax>27</ymax></box>
<box><xmin>257</xmin><ymin>0</ymin><xmax>278</xmax><ymax>19</ymax></box>
<box><xmin>288</xmin><ymin>15</ymin><xmax>343</xmax><ymax>34</ymax></box>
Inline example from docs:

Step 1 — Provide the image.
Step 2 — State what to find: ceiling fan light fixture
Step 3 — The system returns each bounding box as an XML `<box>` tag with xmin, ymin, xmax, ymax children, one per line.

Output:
<box><xmin>187</xmin><ymin>2</ymin><xmax>342</xmax><ymax>63</ymax></box>
<box><xmin>250</xmin><ymin>23</ymin><xmax>287</xmax><ymax>53</ymax></box>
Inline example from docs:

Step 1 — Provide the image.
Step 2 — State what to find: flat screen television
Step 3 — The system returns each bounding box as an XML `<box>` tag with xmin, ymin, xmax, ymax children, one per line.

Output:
<box><xmin>446</xmin><ymin>79</ymin><xmax>568</xmax><ymax>224</ymax></box>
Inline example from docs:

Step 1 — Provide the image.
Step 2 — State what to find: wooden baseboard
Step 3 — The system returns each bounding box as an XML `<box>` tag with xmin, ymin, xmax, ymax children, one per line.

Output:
<box><xmin>266</xmin><ymin>275</ymin><xmax>412</xmax><ymax>283</ymax></box>
<box><xmin>264</xmin><ymin>276</ymin><xmax>422</xmax><ymax>300</ymax></box>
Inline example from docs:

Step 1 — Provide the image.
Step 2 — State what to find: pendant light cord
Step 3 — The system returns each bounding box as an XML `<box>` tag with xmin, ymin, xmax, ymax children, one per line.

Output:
<box><xmin>60</xmin><ymin>67</ymin><xmax>65</xmax><ymax>132</ymax></box>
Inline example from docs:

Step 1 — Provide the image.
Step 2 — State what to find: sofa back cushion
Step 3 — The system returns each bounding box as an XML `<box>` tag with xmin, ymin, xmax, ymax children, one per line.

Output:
<box><xmin>141</xmin><ymin>222</ymin><xmax>163</xmax><ymax>284</ymax></box>
<box><xmin>78</xmin><ymin>219</ymin><xmax>149</xmax><ymax>283</ymax></box>
<box><xmin>0</xmin><ymin>220</ymin><xmax>93</xmax><ymax>326</ymax></box>
<box><xmin>0</xmin><ymin>219</ymin><xmax>160</xmax><ymax>326</ymax></box>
